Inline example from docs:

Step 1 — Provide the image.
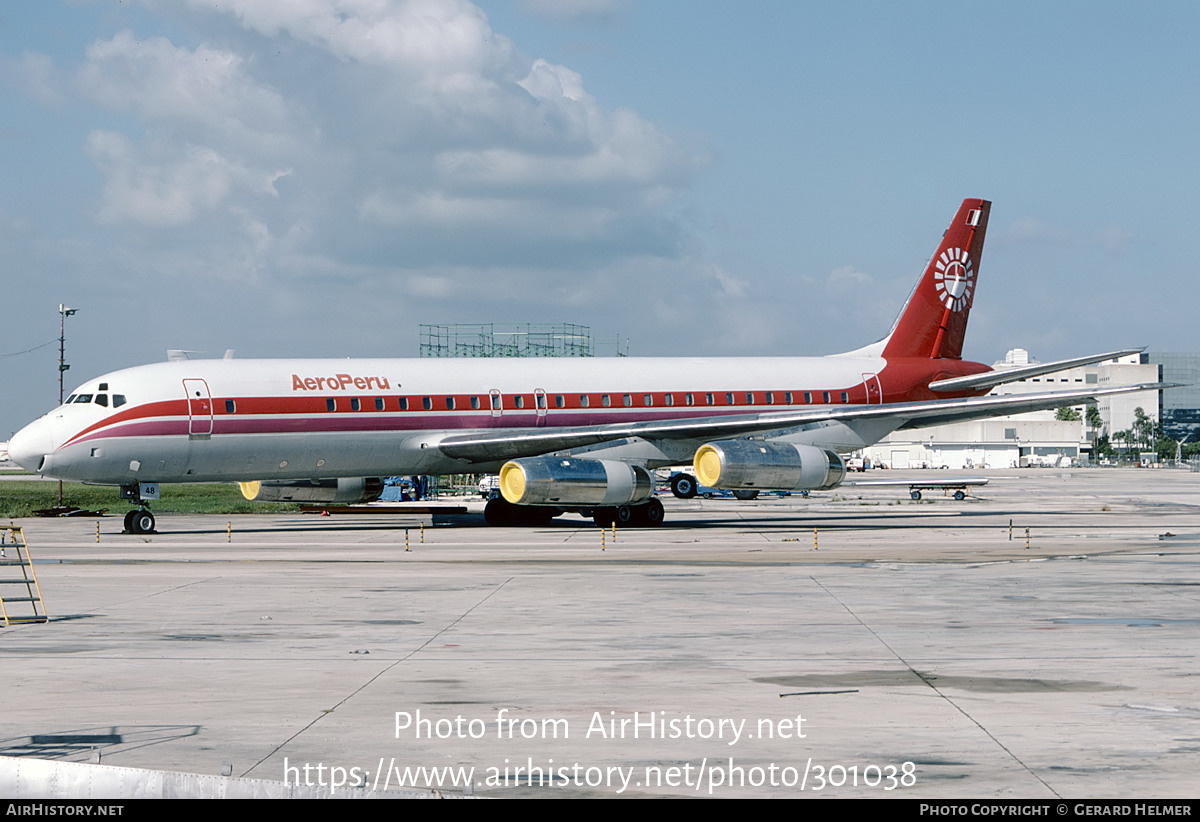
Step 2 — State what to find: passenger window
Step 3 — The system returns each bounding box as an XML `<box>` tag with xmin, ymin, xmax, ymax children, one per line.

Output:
<box><xmin>623</xmin><ymin>394</ymin><xmax>632</xmax><ymax>407</ymax></box>
<box><xmin>399</xmin><ymin>397</ymin><xmax>408</xmax><ymax>410</ymax></box>
<box><xmin>823</xmin><ymin>392</ymin><xmax>831</xmax><ymax>403</ymax></box>
<box><xmin>643</xmin><ymin>394</ymin><xmax>653</xmax><ymax>406</ymax></box>
<box><xmin>804</xmin><ymin>392</ymin><xmax>812</xmax><ymax>404</ymax></box>
<box><xmin>225</xmin><ymin>400</ymin><xmax>236</xmax><ymax>413</ymax></box>
<box><xmin>351</xmin><ymin>398</ymin><xmax>361</xmax><ymax>411</ymax></box>
<box><xmin>422</xmin><ymin>397</ymin><xmax>432</xmax><ymax>410</ymax></box>
<box><xmin>471</xmin><ymin>396</ymin><xmax>481</xmax><ymax>410</ymax></box>
<box><xmin>746</xmin><ymin>392</ymin><xmax>754</xmax><ymax>405</ymax></box>
<box><xmin>602</xmin><ymin>394</ymin><xmax>611</xmax><ymax>407</ymax></box>
<box><xmin>536</xmin><ymin>394</ymin><xmax>545</xmax><ymax>409</ymax></box>
<box><xmin>491</xmin><ymin>394</ymin><xmax>501</xmax><ymax>410</ymax></box>
<box><xmin>375</xmin><ymin>397</ymin><xmax>385</xmax><ymax>411</ymax></box>
<box><xmin>686</xmin><ymin>393</ymin><xmax>694</xmax><ymax>406</ymax></box>
<box><xmin>555</xmin><ymin>395</ymin><xmax>565</xmax><ymax>409</ymax></box>
<box><xmin>580</xmin><ymin>395</ymin><xmax>590</xmax><ymax>408</ymax></box>
<box><xmin>327</xmin><ymin>398</ymin><xmax>336</xmax><ymax>412</ymax></box>
<box><xmin>785</xmin><ymin>392</ymin><xmax>793</xmax><ymax>404</ymax></box>
<box><xmin>446</xmin><ymin>397</ymin><xmax>455</xmax><ymax>410</ymax></box>
<box><xmin>766</xmin><ymin>392</ymin><xmax>774</xmax><ymax>404</ymax></box>
<box><xmin>705</xmin><ymin>393</ymin><xmax>714</xmax><ymax>405</ymax></box>
<box><xmin>665</xmin><ymin>394</ymin><xmax>674</xmax><ymax>407</ymax></box>
<box><xmin>726</xmin><ymin>393</ymin><xmax>734</xmax><ymax>405</ymax></box>
<box><xmin>514</xmin><ymin>395</ymin><xmax>524</xmax><ymax>409</ymax></box>
<box><xmin>841</xmin><ymin>392</ymin><xmax>848</xmax><ymax>403</ymax></box>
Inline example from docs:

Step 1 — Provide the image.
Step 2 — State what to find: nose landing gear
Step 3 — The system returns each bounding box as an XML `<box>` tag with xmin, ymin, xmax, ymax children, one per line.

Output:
<box><xmin>120</xmin><ymin>482</ymin><xmax>160</xmax><ymax>534</ymax></box>
<box><xmin>123</xmin><ymin>508</ymin><xmax>156</xmax><ymax>534</ymax></box>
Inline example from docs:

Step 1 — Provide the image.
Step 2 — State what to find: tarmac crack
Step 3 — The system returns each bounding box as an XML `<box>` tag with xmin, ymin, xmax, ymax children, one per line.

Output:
<box><xmin>807</xmin><ymin>575</ymin><xmax>1063</xmax><ymax>799</ymax></box>
<box><xmin>240</xmin><ymin>575</ymin><xmax>515</xmax><ymax>779</ymax></box>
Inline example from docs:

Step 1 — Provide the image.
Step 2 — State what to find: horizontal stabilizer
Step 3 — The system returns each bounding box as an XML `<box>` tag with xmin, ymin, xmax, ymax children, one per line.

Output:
<box><xmin>928</xmin><ymin>348</ymin><xmax>1145</xmax><ymax>393</ymax></box>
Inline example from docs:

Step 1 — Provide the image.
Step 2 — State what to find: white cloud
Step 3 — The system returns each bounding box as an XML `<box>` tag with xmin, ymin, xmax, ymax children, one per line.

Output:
<box><xmin>709</xmin><ymin>263</ymin><xmax>748</xmax><ymax>298</ymax></box>
<box><xmin>57</xmin><ymin>0</ymin><xmax>700</xmax><ymax>272</ymax></box>
<box><xmin>79</xmin><ymin>31</ymin><xmax>299</xmax><ymax>151</ymax></box>
<box><xmin>85</xmin><ymin>131</ymin><xmax>237</xmax><ymax>225</ymax></box>
<box><xmin>825</xmin><ymin>265</ymin><xmax>873</xmax><ymax>295</ymax></box>
<box><xmin>10</xmin><ymin>0</ymin><xmax>709</xmax><ymax>365</ymax></box>
<box><xmin>195</xmin><ymin>0</ymin><xmax>520</xmax><ymax>77</ymax></box>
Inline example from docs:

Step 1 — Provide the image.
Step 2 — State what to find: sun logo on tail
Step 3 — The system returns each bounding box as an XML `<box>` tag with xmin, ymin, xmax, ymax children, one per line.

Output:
<box><xmin>934</xmin><ymin>248</ymin><xmax>975</xmax><ymax>312</ymax></box>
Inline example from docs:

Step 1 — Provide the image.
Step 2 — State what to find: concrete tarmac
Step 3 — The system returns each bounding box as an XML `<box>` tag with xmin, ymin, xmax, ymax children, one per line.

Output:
<box><xmin>1</xmin><ymin>468</ymin><xmax>1197</xmax><ymax>798</ymax></box>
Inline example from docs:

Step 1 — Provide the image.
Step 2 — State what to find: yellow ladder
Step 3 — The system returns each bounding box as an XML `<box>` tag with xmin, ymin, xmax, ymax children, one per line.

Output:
<box><xmin>1</xmin><ymin>525</ymin><xmax>48</xmax><ymax>625</ymax></box>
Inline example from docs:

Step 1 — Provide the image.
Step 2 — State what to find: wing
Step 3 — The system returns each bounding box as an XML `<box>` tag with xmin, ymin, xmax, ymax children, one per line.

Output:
<box><xmin>436</xmin><ymin>382</ymin><xmax>1170</xmax><ymax>463</ymax></box>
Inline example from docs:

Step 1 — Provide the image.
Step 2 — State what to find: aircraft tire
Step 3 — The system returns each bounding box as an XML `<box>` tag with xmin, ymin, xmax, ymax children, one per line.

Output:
<box><xmin>486</xmin><ymin>499</ymin><xmax>557</xmax><ymax>527</ymax></box>
<box><xmin>131</xmin><ymin>510</ymin><xmax>155</xmax><ymax>534</ymax></box>
<box><xmin>670</xmin><ymin>473</ymin><xmax>698</xmax><ymax>499</ymax></box>
<box><xmin>123</xmin><ymin>510</ymin><xmax>136</xmax><ymax>533</ymax></box>
<box><xmin>638</xmin><ymin>498</ymin><xmax>665</xmax><ymax>526</ymax></box>
<box><xmin>484</xmin><ymin>497</ymin><xmax>513</xmax><ymax>526</ymax></box>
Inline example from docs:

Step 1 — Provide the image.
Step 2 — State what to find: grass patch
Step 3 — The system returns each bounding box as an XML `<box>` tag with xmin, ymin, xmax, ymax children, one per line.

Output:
<box><xmin>0</xmin><ymin>481</ymin><xmax>300</xmax><ymax>518</ymax></box>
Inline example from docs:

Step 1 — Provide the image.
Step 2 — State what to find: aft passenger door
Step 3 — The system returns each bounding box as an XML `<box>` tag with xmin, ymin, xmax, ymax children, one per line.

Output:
<box><xmin>183</xmin><ymin>379</ymin><xmax>214</xmax><ymax>436</ymax></box>
<box><xmin>861</xmin><ymin>373</ymin><xmax>882</xmax><ymax>404</ymax></box>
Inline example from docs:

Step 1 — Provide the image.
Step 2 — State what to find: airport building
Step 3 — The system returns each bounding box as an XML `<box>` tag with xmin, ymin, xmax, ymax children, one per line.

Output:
<box><xmin>861</xmin><ymin>349</ymin><xmax>1162</xmax><ymax>469</ymax></box>
<box><xmin>1147</xmin><ymin>352</ymin><xmax>1200</xmax><ymax>442</ymax></box>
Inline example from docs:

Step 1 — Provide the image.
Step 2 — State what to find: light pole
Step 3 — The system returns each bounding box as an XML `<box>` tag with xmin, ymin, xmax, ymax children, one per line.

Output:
<box><xmin>57</xmin><ymin>304</ymin><xmax>77</xmax><ymax>507</ymax></box>
<box><xmin>58</xmin><ymin>304</ymin><xmax>77</xmax><ymax>405</ymax></box>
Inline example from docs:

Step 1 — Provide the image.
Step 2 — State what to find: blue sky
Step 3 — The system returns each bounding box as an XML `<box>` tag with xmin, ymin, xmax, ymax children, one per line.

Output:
<box><xmin>3</xmin><ymin>0</ymin><xmax>1198</xmax><ymax>435</ymax></box>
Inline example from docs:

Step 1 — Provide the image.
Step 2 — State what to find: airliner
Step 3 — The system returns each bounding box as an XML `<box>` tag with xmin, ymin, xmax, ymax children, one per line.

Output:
<box><xmin>8</xmin><ymin>199</ymin><xmax>1156</xmax><ymax>532</ymax></box>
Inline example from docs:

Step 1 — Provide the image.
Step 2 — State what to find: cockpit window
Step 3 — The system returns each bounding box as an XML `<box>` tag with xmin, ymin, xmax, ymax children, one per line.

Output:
<box><xmin>65</xmin><ymin>394</ymin><xmax>76</xmax><ymax>404</ymax></box>
<box><xmin>113</xmin><ymin>395</ymin><xmax>127</xmax><ymax>408</ymax></box>
<box><xmin>95</xmin><ymin>394</ymin><xmax>109</xmax><ymax>407</ymax></box>
<box><xmin>74</xmin><ymin>394</ymin><xmax>93</xmax><ymax>403</ymax></box>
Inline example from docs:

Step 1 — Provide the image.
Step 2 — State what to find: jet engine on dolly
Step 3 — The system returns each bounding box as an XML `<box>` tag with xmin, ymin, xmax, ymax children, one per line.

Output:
<box><xmin>489</xmin><ymin>457</ymin><xmax>663</xmax><ymax>526</ymax></box>
<box><xmin>237</xmin><ymin>477</ymin><xmax>385</xmax><ymax>504</ymax></box>
<box><xmin>692</xmin><ymin>440</ymin><xmax>846</xmax><ymax>492</ymax></box>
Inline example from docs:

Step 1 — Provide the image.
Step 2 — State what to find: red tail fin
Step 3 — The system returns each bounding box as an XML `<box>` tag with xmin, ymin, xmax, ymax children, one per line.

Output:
<box><xmin>881</xmin><ymin>198</ymin><xmax>990</xmax><ymax>361</ymax></box>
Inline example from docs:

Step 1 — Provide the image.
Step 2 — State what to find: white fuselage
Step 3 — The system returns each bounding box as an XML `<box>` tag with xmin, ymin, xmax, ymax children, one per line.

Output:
<box><xmin>10</xmin><ymin>353</ymin><xmax>904</xmax><ymax>485</ymax></box>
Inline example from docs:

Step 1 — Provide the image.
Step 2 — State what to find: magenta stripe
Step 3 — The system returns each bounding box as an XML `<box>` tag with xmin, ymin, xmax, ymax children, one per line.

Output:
<box><xmin>60</xmin><ymin>405</ymin><xmax>781</xmax><ymax>449</ymax></box>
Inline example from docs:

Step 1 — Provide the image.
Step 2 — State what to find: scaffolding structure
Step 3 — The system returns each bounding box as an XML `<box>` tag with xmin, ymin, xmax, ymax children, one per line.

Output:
<box><xmin>419</xmin><ymin>323</ymin><xmax>627</xmax><ymax>358</ymax></box>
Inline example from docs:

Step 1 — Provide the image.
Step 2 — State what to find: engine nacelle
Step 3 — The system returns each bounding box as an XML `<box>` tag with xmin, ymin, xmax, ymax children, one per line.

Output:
<box><xmin>693</xmin><ymin>440</ymin><xmax>846</xmax><ymax>491</ymax></box>
<box><xmin>238</xmin><ymin>477</ymin><xmax>385</xmax><ymax>504</ymax></box>
<box><xmin>499</xmin><ymin>457</ymin><xmax>654</xmax><ymax>506</ymax></box>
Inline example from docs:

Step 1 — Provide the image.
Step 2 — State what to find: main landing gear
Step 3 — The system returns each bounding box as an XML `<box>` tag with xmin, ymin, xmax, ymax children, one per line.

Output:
<box><xmin>591</xmin><ymin>497</ymin><xmax>664</xmax><ymax>528</ymax></box>
<box><xmin>483</xmin><ymin>496</ymin><xmax>666</xmax><ymax>527</ymax></box>
<box><xmin>120</xmin><ymin>482</ymin><xmax>160</xmax><ymax>534</ymax></box>
<box><xmin>483</xmin><ymin>497</ymin><xmax>559</xmax><ymax>526</ymax></box>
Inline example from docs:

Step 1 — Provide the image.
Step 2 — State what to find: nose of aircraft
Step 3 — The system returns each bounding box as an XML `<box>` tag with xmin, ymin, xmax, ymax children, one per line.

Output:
<box><xmin>8</xmin><ymin>417</ymin><xmax>54</xmax><ymax>473</ymax></box>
